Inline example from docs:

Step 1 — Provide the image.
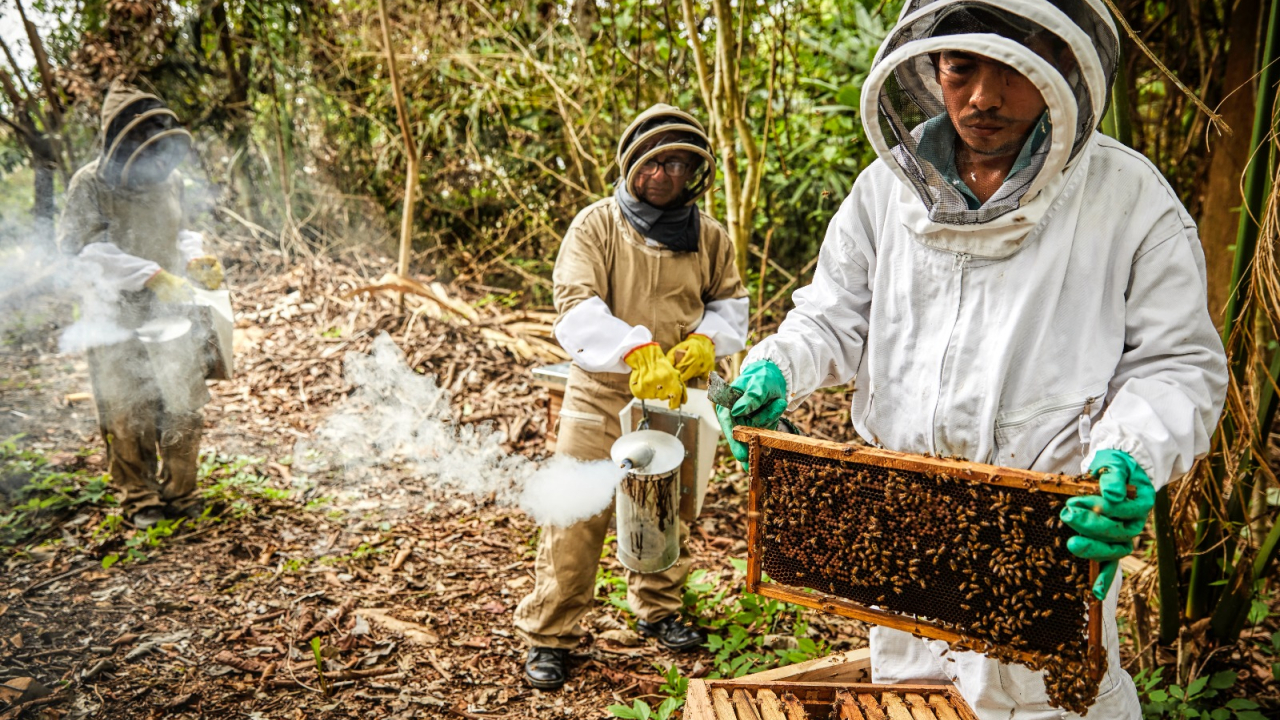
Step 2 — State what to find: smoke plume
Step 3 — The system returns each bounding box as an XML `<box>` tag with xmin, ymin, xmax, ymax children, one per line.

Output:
<box><xmin>295</xmin><ymin>333</ymin><xmax>625</xmax><ymax>527</ymax></box>
<box><xmin>0</xmin><ymin>235</ymin><xmax>131</xmax><ymax>352</ymax></box>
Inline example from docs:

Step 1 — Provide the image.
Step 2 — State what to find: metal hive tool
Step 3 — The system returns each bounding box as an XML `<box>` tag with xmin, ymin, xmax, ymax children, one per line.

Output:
<box><xmin>736</xmin><ymin>427</ymin><xmax>1105</xmax><ymax>685</ymax></box>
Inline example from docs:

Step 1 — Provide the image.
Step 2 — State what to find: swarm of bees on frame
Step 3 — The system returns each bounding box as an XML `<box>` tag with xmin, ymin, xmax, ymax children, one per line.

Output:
<box><xmin>756</xmin><ymin>449</ymin><xmax>1104</xmax><ymax>714</ymax></box>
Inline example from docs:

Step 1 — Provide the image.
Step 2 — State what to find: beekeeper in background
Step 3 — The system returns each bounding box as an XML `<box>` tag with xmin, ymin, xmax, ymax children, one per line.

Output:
<box><xmin>514</xmin><ymin>104</ymin><xmax>748</xmax><ymax>690</ymax></box>
<box><xmin>717</xmin><ymin>2</ymin><xmax>1226</xmax><ymax>718</ymax></box>
<box><xmin>58</xmin><ymin>80</ymin><xmax>224</xmax><ymax>529</ymax></box>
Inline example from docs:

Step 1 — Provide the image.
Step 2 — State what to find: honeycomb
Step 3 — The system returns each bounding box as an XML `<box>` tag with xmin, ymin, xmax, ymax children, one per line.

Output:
<box><xmin>747</xmin><ymin>439</ymin><xmax>1104</xmax><ymax>714</ymax></box>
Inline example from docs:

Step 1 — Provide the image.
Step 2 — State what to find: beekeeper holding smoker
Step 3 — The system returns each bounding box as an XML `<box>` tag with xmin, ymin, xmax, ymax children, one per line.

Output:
<box><xmin>58</xmin><ymin>80</ymin><xmax>227</xmax><ymax>529</ymax></box>
<box><xmin>716</xmin><ymin>2</ymin><xmax>1226</xmax><ymax>718</ymax></box>
<box><xmin>513</xmin><ymin>104</ymin><xmax>748</xmax><ymax>690</ymax></box>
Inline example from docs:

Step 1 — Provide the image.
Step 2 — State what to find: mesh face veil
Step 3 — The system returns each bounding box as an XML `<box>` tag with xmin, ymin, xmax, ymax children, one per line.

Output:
<box><xmin>862</xmin><ymin>0</ymin><xmax>1118</xmax><ymax>234</ymax></box>
<box><xmin>616</xmin><ymin>104</ymin><xmax>716</xmax><ymax>206</ymax></box>
<box><xmin>103</xmin><ymin>102</ymin><xmax>192</xmax><ymax>189</ymax></box>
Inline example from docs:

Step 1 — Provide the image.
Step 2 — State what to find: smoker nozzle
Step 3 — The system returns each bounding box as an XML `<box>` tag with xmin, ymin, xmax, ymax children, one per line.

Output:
<box><xmin>619</xmin><ymin>445</ymin><xmax>655</xmax><ymax>471</ymax></box>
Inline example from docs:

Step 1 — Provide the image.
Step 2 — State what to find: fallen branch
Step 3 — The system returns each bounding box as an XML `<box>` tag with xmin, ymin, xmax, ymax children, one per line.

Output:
<box><xmin>267</xmin><ymin>665</ymin><xmax>399</xmax><ymax>688</ymax></box>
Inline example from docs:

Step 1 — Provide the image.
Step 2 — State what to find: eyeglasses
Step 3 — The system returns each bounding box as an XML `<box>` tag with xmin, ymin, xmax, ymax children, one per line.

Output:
<box><xmin>638</xmin><ymin>158</ymin><xmax>694</xmax><ymax>177</ymax></box>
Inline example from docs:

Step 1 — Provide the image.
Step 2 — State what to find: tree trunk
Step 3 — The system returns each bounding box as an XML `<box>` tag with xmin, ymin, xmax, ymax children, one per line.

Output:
<box><xmin>1199</xmin><ymin>0</ymin><xmax>1261</xmax><ymax>327</ymax></box>
<box><xmin>32</xmin><ymin>159</ymin><xmax>54</xmax><ymax>241</ymax></box>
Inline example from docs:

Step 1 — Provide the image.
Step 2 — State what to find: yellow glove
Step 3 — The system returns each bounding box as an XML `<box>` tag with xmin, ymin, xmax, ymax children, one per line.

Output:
<box><xmin>144</xmin><ymin>270</ymin><xmax>193</xmax><ymax>303</ymax></box>
<box><xmin>187</xmin><ymin>255</ymin><xmax>224</xmax><ymax>290</ymax></box>
<box><xmin>624</xmin><ymin>342</ymin><xmax>687</xmax><ymax>410</ymax></box>
<box><xmin>666</xmin><ymin>333</ymin><xmax>716</xmax><ymax>382</ymax></box>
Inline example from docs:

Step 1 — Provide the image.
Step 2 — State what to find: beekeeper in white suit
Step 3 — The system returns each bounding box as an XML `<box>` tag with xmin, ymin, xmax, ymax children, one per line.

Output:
<box><xmin>717</xmin><ymin>1</ymin><xmax>1227</xmax><ymax>717</ymax></box>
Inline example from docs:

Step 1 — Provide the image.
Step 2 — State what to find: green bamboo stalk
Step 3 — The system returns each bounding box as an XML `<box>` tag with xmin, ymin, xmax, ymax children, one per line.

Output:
<box><xmin>1210</xmin><ymin>501</ymin><xmax>1280</xmax><ymax>640</ymax></box>
<box><xmin>1253</xmin><ymin>508</ymin><xmax>1280</xmax><ymax>578</ymax></box>
<box><xmin>1189</xmin><ymin>0</ymin><xmax>1280</xmax><ymax>621</ymax></box>
<box><xmin>1100</xmin><ymin>45</ymin><xmax>1133</xmax><ymax>146</ymax></box>
<box><xmin>1152</xmin><ymin>486</ymin><xmax>1181</xmax><ymax>644</ymax></box>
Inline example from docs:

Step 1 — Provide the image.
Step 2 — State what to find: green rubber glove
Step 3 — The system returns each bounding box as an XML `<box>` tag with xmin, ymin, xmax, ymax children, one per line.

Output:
<box><xmin>1059</xmin><ymin>449</ymin><xmax>1156</xmax><ymax>600</ymax></box>
<box><xmin>714</xmin><ymin>360</ymin><xmax>788</xmax><ymax>469</ymax></box>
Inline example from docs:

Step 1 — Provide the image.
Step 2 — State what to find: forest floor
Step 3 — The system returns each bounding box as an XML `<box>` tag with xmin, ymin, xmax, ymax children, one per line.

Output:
<box><xmin>0</xmin><ymin>249</ymin><xmax>865</xmax><ymax>720</ymax></box>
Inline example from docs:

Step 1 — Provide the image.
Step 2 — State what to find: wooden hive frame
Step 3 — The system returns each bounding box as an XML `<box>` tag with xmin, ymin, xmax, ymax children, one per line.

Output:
<box><xmin>734</xmin><ymin>427</ymin><xmax>1105</xmax><ymax>677</ymax></box>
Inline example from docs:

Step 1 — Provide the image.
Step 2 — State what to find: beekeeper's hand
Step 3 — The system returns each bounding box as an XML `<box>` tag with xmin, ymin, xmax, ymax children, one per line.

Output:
<box><xmin>1059</xmin><ymin>449</ymin><xmax>1155</xmax><ymax>600</ymax></box>
<box><xmin>625</xmin><ymin>343</ymin><xmax>686</xmax><ymax>410</ymax></box>
<box><xmin>666</xmin><ymin>333</ymin><xmax>715</xmax><ymax>382</ymax></box>
<box><xmin>715</xmin><ymin>360</ymin><xmax>788</xmax><ymax>469</ymax></box>
<box><xmin>187</xmin><ymin>255</ymin><xmax>224</xmax><ymax>290</ymax></box>
<box><xmin>145</xmin><ymin>269</ymin><xmax>194</xmax><ymax>303</ymax></box>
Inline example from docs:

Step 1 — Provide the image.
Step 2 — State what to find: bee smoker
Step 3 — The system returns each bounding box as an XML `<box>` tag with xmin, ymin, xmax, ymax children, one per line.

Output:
<box><xmin>609</xmin><ymin>428</ymin><xmax>687</xmax><ymax>573</ymax></box>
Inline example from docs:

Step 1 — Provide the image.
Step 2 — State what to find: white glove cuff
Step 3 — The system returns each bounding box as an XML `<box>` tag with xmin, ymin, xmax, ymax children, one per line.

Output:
<box><xmin>555</xmin><ymin>296</ymin><xmax>653</xmax><ymax>374</ymax></box>
<box><xmin>694</xmin><ymin>297</ymin><xmax>749</xmax><ymax>357</ymax></box>
<box><xmin>79</xmin><ymin>242</ymin><xmax>162</xmax><ymax>293</ymax></box>
<box><xmin>177</xmin><ymin>230</ymin><xmax>206</xmax><ymax>265</ymax></box>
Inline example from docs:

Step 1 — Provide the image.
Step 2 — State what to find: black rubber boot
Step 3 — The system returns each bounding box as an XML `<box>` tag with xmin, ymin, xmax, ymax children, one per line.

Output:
<box><xmin>524</xmin><ymin>647</ymin><xmax>569</xmax><ymax>690</ymax></box>
<box><xmin>636</xmin><ymin>615</ymin><xmax>706</xmax><ymax>651</ymax></box>
<box><xmin>168</xmin><ymin>497</ymin><xmax>207</xmax><ymax>520</ymax></box>
<box><xmin>131</xmin><ymin>507</ymin><xmax>167</xmax><ymax>529</ymax></box>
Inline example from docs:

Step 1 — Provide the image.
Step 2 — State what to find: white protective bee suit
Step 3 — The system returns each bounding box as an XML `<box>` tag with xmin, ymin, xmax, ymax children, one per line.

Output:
<box><xmin>744</xmin><ymin>1</ymin><xmax>1228</xmax><ymax>717</ymax></box>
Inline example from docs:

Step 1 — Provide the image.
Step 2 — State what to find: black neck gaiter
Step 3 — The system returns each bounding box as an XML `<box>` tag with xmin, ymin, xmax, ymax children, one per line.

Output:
<box><xmin>615</xmin><ymin>182</ymin><xmax>701</xmax><ymax>253</ymax></box>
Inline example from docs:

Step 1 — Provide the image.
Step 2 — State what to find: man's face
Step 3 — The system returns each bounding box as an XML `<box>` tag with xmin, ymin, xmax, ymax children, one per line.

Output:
<box><xmin>936</xmin><ymin>50</ymin><xmax>1047</xmax><ymax>158</ymax></box>
<box><xmin>633</xmin><ymin>143</ymin><xmax>697</xmax><ymax>208</ymax></box>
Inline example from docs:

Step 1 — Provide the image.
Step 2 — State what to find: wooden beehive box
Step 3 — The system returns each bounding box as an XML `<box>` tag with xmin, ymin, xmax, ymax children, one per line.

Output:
<box><xmin>685</xmin><ymin>648</ymin><xmax>978</xmax><ymax>720</ymax></box>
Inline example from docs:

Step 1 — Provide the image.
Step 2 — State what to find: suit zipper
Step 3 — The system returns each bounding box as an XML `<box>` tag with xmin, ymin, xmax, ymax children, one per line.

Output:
<box><xmin>996</xmin><ymin>394</ymin><xmax>1100</xmax><ymax>430</ymax></box>
<box><xmin>930</xmin><ymin>252</ymin><xmax>970</xmax><ymax>455</ymax></box>
<box><xmin>1078</xmin><ymin>395</ymin><xmax>1099</xmax><ymax>457</ymax></box>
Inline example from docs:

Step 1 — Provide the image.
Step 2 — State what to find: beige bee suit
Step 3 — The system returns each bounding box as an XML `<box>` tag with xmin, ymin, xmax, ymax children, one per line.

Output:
<box><xmin>513</xmin><ymin>196</ymin><xmax>747</xmax><ymax>649</ymax></box>
<box><xmin>57</xmin><ymin>82</ymin><xmax>208</xmax><ymax>513</ymax></box>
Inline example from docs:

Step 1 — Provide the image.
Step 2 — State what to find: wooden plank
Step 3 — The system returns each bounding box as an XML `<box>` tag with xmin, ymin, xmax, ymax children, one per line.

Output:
<box><xmin>756</xmin><ymin>689</ymin><xmax>787</xmax><ymax>720</ymax></box>
<box><xmin>857</xmin><ymin>694</ymin><xmax>886</xmax><ymax>720</ymax></box>
<box><xmin>733</xmin><ymin>689</ymin><xmax>763</xmax><ymax>720</ymax></box>
<box><xmin>779</xmin><ymin>692</ymin><xmax>808</xmax><ymax>720</ymax></box>
<box><xmin>882</xmin><ymin>693</ymin><xmax>914</xmax><ymax>720</ymax></box>
<box><xmin>1088</xmin><ymin>563</ymin><xmax>1104</xmax><ymax>681</ymax></box>
<box><xmin>833</xmin><ymin>690</ymin><xmax>865</xmax><ymax>720</ymax></box>
<box><xmin>942</xmin><ymin>689</ymin><xmax>981</xmax><ymax>720</ymax></box>
<box><xmin>746</xmin><ymin>431</ymin><xmax>764</xmax><ymax>594</ymax></box>
<box><xmin>712</xmin><ymin>687</ymin><xmax>738</xmax><ymax>720</ymax></box>
<box><xmin>927</xmin><ymin>694</ymin><xmax>962</xmax><ymax>720</ymax></box>
<box><xmin>904</xmin><ymin>693</ymin><xmax>937</xmax><ymax>720</ymax></box>
<box><xmin>718</xmin><ymin>648</ymin><xmax>871</xmax><ymax>685</ymax></box>
<box><xmin>733</xmin><ymin>427</ymin><xmax>1097</xmax><ymax>496</ymax></box>
<box><xmin>685</xmin><ymin>680</ymin><xmax>715</xmax><ymax>720</ymax></box>
<box><xmin>784</xmin><ymin>647</ymin><xmax>871</xmax><ymax>684</ymax></box>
